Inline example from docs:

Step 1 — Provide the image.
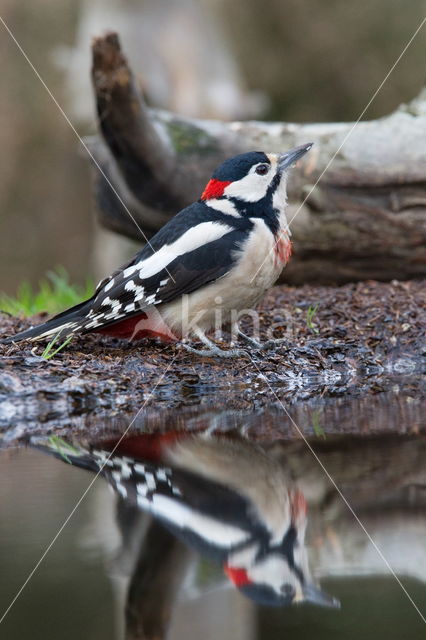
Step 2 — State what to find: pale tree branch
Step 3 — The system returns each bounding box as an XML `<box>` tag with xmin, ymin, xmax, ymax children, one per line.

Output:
<box><xmin>88</xmin><ymin>32</ymin><xmax>426</xmax><ymax>284</ymax></box>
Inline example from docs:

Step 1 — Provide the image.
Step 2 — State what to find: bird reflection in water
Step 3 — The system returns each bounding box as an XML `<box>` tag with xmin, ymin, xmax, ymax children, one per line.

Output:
<box><xmin>32</xmin><ymin>430</ymin><xmax>339</xmax><ymax>636</ymax></box>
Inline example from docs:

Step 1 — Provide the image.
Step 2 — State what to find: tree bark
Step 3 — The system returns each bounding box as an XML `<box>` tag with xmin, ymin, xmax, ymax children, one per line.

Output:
<box><xmin>88</xmin><ymin>32</ymin><xmax>426</xmax><ymax>284</ymax></box>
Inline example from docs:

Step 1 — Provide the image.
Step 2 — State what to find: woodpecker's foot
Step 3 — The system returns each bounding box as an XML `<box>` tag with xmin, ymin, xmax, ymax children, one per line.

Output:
<box><xmin>237</xmin><ymin>330</ymin><xmax>289</xmax><ymax>351</ymax></box>
<box><xmin>179</xmin><ymin>333</ymin><xmax>250</xmax><ymax>359</ymax></box>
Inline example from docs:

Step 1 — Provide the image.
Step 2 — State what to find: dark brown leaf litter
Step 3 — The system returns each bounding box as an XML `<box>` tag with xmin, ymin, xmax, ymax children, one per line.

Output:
<box><xmin>0</xmin><ymin>280</ymin><xmax>424</xmax><ymax>437</ymax></box>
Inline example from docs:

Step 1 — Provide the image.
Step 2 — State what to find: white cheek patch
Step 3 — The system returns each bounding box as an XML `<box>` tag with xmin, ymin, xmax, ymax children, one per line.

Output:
<box><xmin>223</xmin><ymin>156</ymin><xmax>278</xmax><ymax>202</ymax></box>
<box><xmin>224</xmin><ymin>172</ymin><xmax>273</xmax><ymax>202</ymax></box>
<box><xmin>248</xmin><ymin>555</ymin><xmax>299</xmax><ymax>592</ymax></box>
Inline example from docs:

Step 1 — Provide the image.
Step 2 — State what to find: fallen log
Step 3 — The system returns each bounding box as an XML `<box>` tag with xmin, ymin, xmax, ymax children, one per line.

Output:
<box><xmin>88</xmin><ymin>32</ymin><xmax>426</xmax><ymax>284</ymax></box>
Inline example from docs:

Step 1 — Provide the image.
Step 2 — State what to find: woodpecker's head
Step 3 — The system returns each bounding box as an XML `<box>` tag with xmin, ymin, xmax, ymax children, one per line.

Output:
<box><xmin>201</xmin><ymin>143</ymin><xmax>313</xmax><ymax>204</ymax></box>
<box><xmin>225</xmin><ymin>530</ymin><xmax>339</xmax><ymax>609</ymax></box>
<box><xmin>227</xmin><ymin>556</ymin><xmax>339</xmax><ymax>608</ymax></box>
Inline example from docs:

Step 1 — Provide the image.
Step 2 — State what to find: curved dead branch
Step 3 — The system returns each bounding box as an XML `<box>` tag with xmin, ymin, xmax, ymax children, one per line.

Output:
<box><xmin>88</xmin><ymin>32</ymin><xmax>426</xmax><ymax>284</ymax></box>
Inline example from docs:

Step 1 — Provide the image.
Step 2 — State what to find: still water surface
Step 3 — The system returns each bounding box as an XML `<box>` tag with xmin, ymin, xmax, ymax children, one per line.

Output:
<box><xmin>0</xmin><ymin>395</ymin><xmax>425</xmax><ymax>639</ymax></box>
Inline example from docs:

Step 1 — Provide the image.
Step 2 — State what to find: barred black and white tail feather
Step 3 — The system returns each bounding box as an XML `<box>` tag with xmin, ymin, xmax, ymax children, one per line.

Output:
<box><xmin>31</xmin><ymin>438</ymin><xmax>257</xmax><ymax>560</ymax></box>
<box><xmin>30</xmin><ymin>438</ymin><xmax>100</xmax><ymax>473</ymax></box>
<box><xmin>31</xmin><ymin>439</ymin><xmax>179</xmax><ymax>505</ymax></box>
<box><xmin>1</xmin><ymin>297</ymin><xmax>96</xmax><ymax>344</ymax></box>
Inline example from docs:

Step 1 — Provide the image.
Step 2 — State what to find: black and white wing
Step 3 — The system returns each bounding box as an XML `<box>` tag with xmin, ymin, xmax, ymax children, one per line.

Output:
<box><xmin>82</xmin><ymin>202</ymin><xmax>252</xmax><ymax>331</ymax></box>
<box><xmin>99</xmin><ymin>452</ymin><xmax>265</xmax><ymax>561</ymax></box>
<box><xmin>33</xmin><ymin>437</ymin><xmax>266</xmax><ymax>561</ymax></box>
<box><xmin>3</xmin><ymin>202</ymin><xmax>251</xmax><ymax>342</ymax></box>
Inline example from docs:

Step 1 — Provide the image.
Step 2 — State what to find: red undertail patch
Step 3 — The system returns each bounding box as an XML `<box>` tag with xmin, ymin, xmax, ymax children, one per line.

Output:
<box><xmin>94</xmin><ymin>312</ymin><xmax>177</xmax><ymax>342</ymax></box>
<box><xmin>201</xmin><ymin>179</ymin><xmax>232</xmax><ymax>200</ymax></box>
<box><xmin>100</xmin><ymin>432</ymin><xmax>188</xmax><ymax>463</ymax></box>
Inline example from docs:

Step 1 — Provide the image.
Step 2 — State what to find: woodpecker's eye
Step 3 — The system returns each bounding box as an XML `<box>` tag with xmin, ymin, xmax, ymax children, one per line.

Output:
<box><xmin>255</xmin><ymin>164</ymin><xmax>269</xmax><ymax>175</ymax></box>
<box><xmin>281</xmin><ymin>584</ymin><xmax>295</xmax><ymax>598</ymax></box>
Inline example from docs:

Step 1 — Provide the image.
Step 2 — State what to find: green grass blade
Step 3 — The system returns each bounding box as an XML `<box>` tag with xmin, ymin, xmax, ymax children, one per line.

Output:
<box><xmin>306</xmin><ymin>303</ymin><xmax>319</xmax><ymax>334</ymax></box>
<box><xmin>47</xmin><ymin>435</ymin><xmax>80</xmax><ymax>464</ymax></box>
<box><xmin>41</xmin><ymin>334</ymin><xmax>73</xmax><ymax>360</ymax></box>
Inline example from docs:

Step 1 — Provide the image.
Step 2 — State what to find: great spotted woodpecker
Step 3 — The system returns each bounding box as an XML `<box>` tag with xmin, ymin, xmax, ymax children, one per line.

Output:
<box><xmin>4</xmin><ymin>144</ymin><xmax>313</xmax><ymax>357</ymax></box>
<box><xmin>32</xmin><ymin>431</ymin><xmax>338</xmax><ymax>608</ymax></box>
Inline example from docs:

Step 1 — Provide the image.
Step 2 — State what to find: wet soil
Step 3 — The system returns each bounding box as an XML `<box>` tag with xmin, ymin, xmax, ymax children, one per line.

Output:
<box><xmin>0</xmin><ymin>280</ymin><xmax>424</xmax><ymax>435</ymax></box>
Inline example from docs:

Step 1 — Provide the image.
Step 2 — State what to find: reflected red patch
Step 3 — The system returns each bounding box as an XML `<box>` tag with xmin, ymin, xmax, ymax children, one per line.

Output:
<box><xmin>289</xmin><ymin>488</ymin><xmax>307</xmax><ymax>521</ymax></box>
<box><xmin>224</xmin><ymin>565</ymin><xmax>250</xmax><ymax>587</ymax></box>
<box><xmin>100</xmin><ymin>432</ymin><xmax>188</xmax><ymax>463</ymax></box>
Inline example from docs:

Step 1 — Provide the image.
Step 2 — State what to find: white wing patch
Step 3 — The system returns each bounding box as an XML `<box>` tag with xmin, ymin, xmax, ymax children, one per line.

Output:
<box><xmin>81</xmin><ymin>222</ymin><xmax>232</xmax><ymax>330</ymax></box>
<box><xmin>103</xmin><ymin>279</ymin><xmax>115</xmax><ymax>292</ymax></box>
<box><xmin>137</xmin><ymin>484</ymin><xmax>148</xmax><ymax>499</ymax></box>
<box><xmin>131</xmin><ymin>221</ymin><xmax>232</xmax><ymax>280</ymax></box>
<box><xmin>148</xmin><ymin>494</ymin><xmax>250</xmax><ymax>548</ymax></box>
<box><xmin>92</xmin><ymin>453</ymin><xmax>249</xmax><ymax>550</ymax></box>
<box><xmin>124</xmin><ymin>280</ymin><xmax>145</xmax><ymax>301</ymax></box>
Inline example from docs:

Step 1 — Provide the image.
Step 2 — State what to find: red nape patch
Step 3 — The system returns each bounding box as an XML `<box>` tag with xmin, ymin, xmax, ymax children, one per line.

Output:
<box><xmin>224</xmin><ymin>565</ymin><xmax>250</xmax><ymax>587</ymax></box>
<box><xmin>201</xmin><ymin>178</ymin><xmax>232</xmax><ymax>200</ymax></box>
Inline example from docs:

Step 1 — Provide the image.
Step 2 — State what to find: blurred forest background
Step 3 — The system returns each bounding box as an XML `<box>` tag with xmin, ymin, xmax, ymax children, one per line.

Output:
<box><xmin>0</xmin><ymin>0</ymin><xmax>425</xmax><ymax>294</ymax></box>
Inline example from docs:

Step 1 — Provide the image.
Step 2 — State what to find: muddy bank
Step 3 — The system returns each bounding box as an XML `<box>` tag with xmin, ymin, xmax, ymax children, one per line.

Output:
<box><xmin>0</xmin><ymin>280</ymin><xmax>424</xmax><ymax>434</ymax></box>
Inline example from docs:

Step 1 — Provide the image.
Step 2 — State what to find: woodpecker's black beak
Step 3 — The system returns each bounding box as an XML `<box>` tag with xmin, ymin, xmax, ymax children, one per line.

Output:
<box><xmin>302</xmin><ymin>583</ymin><xmax>340</xmax><ymax>609</ymax></box>
<box><xmin>279</xmin><ymin>142</ymin><xmax>313</xmax><ymax>171</ymax></box>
